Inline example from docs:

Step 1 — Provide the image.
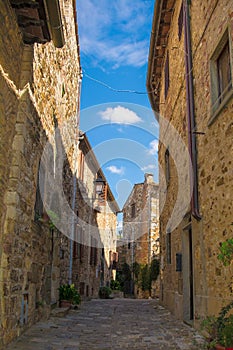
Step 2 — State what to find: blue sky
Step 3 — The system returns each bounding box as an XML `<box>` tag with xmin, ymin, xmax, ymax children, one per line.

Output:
<box><xmin>76</xmin><ymin>0</ymin><xmax>159</xmax><ymax>210</ymax></box>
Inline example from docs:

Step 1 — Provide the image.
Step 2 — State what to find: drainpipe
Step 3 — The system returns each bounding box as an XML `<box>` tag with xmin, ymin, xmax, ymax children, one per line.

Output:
<box><xmin>44</xmin><ymin>0</ymin><xmax>65</xmax><ymax>48</ymax></box>
<box><xmin>68</xmin><ymin>72</ymin><xmax>82</xmax><ymax>285</ymax></box>
<box><xmin>148</xmin><ymin>191</ymin><xmax>151</xmax><ymax>265</ymax></box>
<box><xmin>183</xmin><ymin>0</ymin><xmax>202</xmax><ymax>221</ymax></box>
<box><xmin>68</xmin><ymin>169</ymin><xmax>77</xmax><ymax>285</ymax></box>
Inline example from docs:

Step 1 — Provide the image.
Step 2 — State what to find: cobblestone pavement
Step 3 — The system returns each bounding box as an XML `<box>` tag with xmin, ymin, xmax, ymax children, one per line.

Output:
<box><xmin>7</xmin><ymin>299</ymin><xmax>205</xmax><ymax>350</ymax></box>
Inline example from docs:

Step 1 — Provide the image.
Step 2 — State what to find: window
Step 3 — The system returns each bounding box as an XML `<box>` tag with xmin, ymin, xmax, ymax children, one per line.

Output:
<box><xmin>165</xmin><ymin>148</ymin><xmax>170</xmax><ymax>186</ymax></box>
<box><xmin>111</xmin><ymin>252</ymin><xmax>118</xmax><ymax>270</ymax></box>
<box><xmin>78</xmin><ymin>152</ymin><xmax>84</xmax><ymax>181</ymax></box>
<box><xmin>165</xmin><ymin>52</ymin><xmax>170</xmax><ymax>99</ymax></box>
<box><xmin>74</xmin><ymin>227</ymin><xmax>84</xmax><ymax>262</ymax></box>
<box><xmin>210</xmin><ymin>30</ymin><xmax>232</xmax><ymax>116</ymax></box>
<box><xmin>166</xmin><ymin>232</ymin><xmax>171</xmax><ymax>264</ymax></box>
<box><xmin>90</xmin><ymin>237</ymin><xmax>98</xmax><ymax>266</ymax></box>
<box><xmin>110</xmin><ymin>251</ymin><xmax>118</xmax><ymax>263</ymax></box>
<box><xmin>131</xmin><ymin>203</ymin><xmax>136</xmax><ymax>218</ymax></box>
<box><xmin>34</xmin><ymin>161</ymin><xmax>45</xmax><ymax>220</ymax></box>
<box><xmin>97</xmin><ymin>183</ymin><xmax>106</xmax><ymax>206</ymax></box>
<box><xmin>217</xmin><ymin>42</ymin><xmax>231</xmax><ymax>102</ymax></box>
<box><xmin>79</xmin><ymin>282</ymin><xmax>85</xmax><ymax>296</ymax></box>
<box><xmin>73</xmin><ymin>241</ymin><xmax>78</xmax><ymax>258</ymax></box>
<box><xmin>176</xmin><ymin>253</ymin><xmax>182</xmax><ymax>272</ymax></box>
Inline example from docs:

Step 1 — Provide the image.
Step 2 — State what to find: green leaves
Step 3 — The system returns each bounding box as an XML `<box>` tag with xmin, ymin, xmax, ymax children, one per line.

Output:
<box><xmin>134</xmin><ymin>259</ymin><xmax>160</xmax><ymax>292</ymax></box>
<box><xmin>58</xmin><ymin>284</ymin><xmax>81</xmax><ymax>305</ymax></box>
<box><xmin>99</xmin><ymin>286</ymin><xmax>112</xmax><ymax>299</ymax></box>
<box><xmin>150</xmin><ymin>259</ymin><xmax>160</xmax><ymax>281</ymax></box>
<box><xmin>201</xmin><ymin>302</ymin><xmax>233</xmax><ymax>347</ymax></box>
<box><xmin>218</xmin><ymin>238</ymin><xmax>233</xmax><ymax>266</ymax></box>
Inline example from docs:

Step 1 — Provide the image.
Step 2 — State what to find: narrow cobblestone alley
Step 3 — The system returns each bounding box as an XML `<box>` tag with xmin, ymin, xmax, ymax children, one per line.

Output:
<box><xmin>7</xmin><ymin>299</ymin><xmax>204</xmax><ymax>350</ymax></box>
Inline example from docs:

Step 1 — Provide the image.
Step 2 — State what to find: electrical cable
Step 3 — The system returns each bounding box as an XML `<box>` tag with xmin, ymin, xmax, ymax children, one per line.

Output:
<box><xmin>82</xmin><ymin>69</ymin><xmax>157</xmax><ymax>95</ymax></box>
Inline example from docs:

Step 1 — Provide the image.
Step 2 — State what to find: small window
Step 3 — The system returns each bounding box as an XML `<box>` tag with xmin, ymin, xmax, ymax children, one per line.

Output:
<box><xmin>176</xmin><ymin>253</ymin><xmax>182</xmax><ymax>272</ymax></box>
<box><xmin>97</xmin><ymin>183</ymin><xmax>106</xmax><ymax>206</ymax></box>
<box><xmin>75</xmin><ymin>227</ymin><xmax>84</xmax><ymax>262</ymax></box>
<box><xmin>165</xmin><ymin>148</ymin><xmax>170</xmax><ymax>186</ymax></box>
<box><xmin>90</xmin><ymin>237</ymin><xmax>98</xmax><ymax>266</ymax></box>
<box><xmin>78</xmin><ymin>152</ymin><xmax>84</xmax><ymax>181</ymax></box>
<box><xmin>80</xmin><ymin>282</ymin><xmax>85</xmax><ymax>296</ymax></box>
<box><xmin>131</xmin><ymin>203</ymin><xmax>136</xmax><ymax>218</ymax></box>
<box><xmin>210</xmin><ymin>30</ymin><xmax>232</xmax><ymax>115</ymax></box>
<box><xmin>165</xmin><ymin>52</ymin><xmax>170</xmax><ymax>99</ymax></box>
<box><xmin>217</xmin><ymin>42</ymin><xmax>231</xmax><ymax>102</ymax></box>
<box><xmin>166</xmin><ymin>232</ymin><xmax>171</xmax><ymax>264</ymax></box>
<box><xmin>34</xmin><ymin>162</ymin><xmax>45</xmax><ymax>221</ymax></box>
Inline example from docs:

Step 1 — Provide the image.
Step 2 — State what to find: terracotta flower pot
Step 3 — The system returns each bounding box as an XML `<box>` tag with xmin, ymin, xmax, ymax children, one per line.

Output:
<box><xmin>215</xmin><ymin>345</ymin><xmax>233</xmax><ymax>350</ymax></box>
<box><xmin>60</xmin><ymin>300</ymin><xmax>71</xmax><ymax>308</ymax></box>
<box><xmin>215</xmin><ymin>345</ymin><xmax>225</xmax><ymax>350</ymax></box>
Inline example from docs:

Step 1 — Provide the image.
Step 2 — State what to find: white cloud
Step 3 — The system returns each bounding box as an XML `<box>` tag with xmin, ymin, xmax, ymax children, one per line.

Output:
<box><xmin>141</xmin><ymin>164</ymin><xmax>156</xmax><ymax>171</ymax></box>
<box><xmin>148</xmin><ymin>140</ymin><xmax>159</xmax><ymax>155</ymax></box>
<box><xmin>106</xmin><ymin>165</ymin><xmax>124</xmax><ymax>175</ymax></box>
<box><xmin>99</xmin><ymin>106</ymin><xmax>142</xmax><ymax>124</ymax></box>
<box><xmin>77</xmin><ymin>0</ymin><xmax>153</xmax><ymax>68</ymax></box>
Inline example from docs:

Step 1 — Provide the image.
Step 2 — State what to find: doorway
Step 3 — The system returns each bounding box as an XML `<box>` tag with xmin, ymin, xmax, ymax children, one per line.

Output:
<box><xmin>182</xmin><ymin>225</ymin><xmax>194</xmax><ymax>322</ymax></box>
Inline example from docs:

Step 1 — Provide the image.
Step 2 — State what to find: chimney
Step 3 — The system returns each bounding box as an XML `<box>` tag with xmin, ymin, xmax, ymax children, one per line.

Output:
<box><xmin>144</xmin><ymin>173</ymin><xmax>154</xmax><ymax>184</ymax></box>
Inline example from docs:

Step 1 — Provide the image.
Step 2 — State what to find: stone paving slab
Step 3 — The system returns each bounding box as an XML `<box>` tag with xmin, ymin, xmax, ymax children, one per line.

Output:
<box><xmin>6</xmin><ymin>299</ymin><xmax>205</xmax><ymax>350</ymax></box>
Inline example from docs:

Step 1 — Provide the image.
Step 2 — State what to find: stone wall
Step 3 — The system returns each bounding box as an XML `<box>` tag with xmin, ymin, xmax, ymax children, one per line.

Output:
<box><xmin>121</xmin><ymin>174</ymin><xmax>159</xmax><ymax>297</ymax></box>
<box><xmin>0</xmin><ymin>0</ymin><xmax>81</xmax><ymax>347</ymax></box>
<box><xmin>149</xmin><ymin>0</ymin><xmax>233</xmax><ymax>326</ymax></box>
<box><xmin>97</xmin><ymin>197</ymin><xmax>118</xmax><ymax>286</ymax></box>
<box><xmin>72</xmin><ymin>135</ymin><xmax>118</xmax><ymax>298</ymax></box>
<box><xmin>191</xmin><ymin>0</ymin><xmax>233</xmax><ymax>321</ymax></box>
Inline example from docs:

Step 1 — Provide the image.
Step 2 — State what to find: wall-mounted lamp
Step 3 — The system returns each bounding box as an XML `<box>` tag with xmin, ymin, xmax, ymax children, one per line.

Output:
<box><xmin>94</xmin><ymin>177</ymin><xmax>105</xmax><ymax>195</ymax></box>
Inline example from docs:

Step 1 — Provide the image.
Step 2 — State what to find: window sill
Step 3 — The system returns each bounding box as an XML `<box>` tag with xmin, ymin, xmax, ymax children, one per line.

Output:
<box><xmin>208</xmin><ymin>88</ymin><xmax>233</xmax><ymax>126</ymax></box>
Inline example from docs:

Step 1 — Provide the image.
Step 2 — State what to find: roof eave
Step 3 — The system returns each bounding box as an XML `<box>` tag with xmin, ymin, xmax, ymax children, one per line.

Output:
<box><xmin>43</xmin><ymin>0</ymin><xmax>65</xmax><ymax>48</ymax></box>
<box><xmin>146</xmin><ymin>0</ymin><xmax>175</xmax><ymax>117</ymax></box>
<box><xmin>146</xmin><ymin>0</ymin><xmax>164</xmax><ymax>119</ymax></box>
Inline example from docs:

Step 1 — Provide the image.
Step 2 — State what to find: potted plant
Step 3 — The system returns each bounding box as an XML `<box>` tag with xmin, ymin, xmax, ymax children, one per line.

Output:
<box><xmin>98</xmin><ymin>286</ymin><xmax>112</xmax><ymax>299</ymax></box>
<box><xmin>59</xmin><ymin>284</ymin><xmax>81</xmax><ymax>308</ymax></box>
<box><xmin>202</xmin><ymin>302</ymin><xmax>233</xmax><ymax>349</ymax></box>
<box><xmin>202</xmin><ymin>237</ymin><xmax>233</xmax><ymax>350</ymax></box>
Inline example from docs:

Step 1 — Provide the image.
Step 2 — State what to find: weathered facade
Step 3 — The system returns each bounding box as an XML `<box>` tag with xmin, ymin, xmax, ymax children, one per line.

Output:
<box><xmin>0</xmin><ymin>0</ymin><xmax>81</xmax><ymax>347</ymax></box>
<box><xmin>72</xmin><ymin>133</ymin><xmax>119</xmax><ymax>298</ymax></box>
<box><xmin>120</xmin><ymin>174</ymin><xmax>159</xmax><ymax>297</ymax></box>
<box><xmin>147</xmin><ymin>0</ymin><xmax>233</xmax><ymax>326</ymax></box>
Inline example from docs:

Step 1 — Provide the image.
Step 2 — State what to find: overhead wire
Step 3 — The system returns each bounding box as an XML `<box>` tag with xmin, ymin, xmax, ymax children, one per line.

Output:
<box><xmin>82</xmin><ymin>69</ymin><xmax>157</xmax><ymax>95</ymax></box>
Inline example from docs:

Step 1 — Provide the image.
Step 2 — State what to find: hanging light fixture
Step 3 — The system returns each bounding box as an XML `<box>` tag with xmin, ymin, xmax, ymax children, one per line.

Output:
<box><xmin>94</xmin><ymin>177</ymin><xmax>105</xmax><ymax>195</ymax></box>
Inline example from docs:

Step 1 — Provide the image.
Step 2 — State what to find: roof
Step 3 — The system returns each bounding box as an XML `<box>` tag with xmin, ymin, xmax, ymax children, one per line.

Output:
<box><xmin>146</xmin><ymin>0</ymin><xmax>176</xmax><ymax>116</ymax></box>
<box><xmin>9</xmin><ymin>0</ymin><xmax>65</xmax><ymax>47</ymax></box>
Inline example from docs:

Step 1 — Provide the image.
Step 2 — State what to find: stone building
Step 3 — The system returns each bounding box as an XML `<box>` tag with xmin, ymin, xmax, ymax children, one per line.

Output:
<box><xmin>120</xmin><ymin>174</ymin><xmax>159</xmax><ymax>297</ymax></box>
<box><xmin>0</xmin><ymin>0</ymin><xmax>81</xmax><ymax>347</ymax></box>
<box><xmin>147</xmin><ymin>0</ymin><xmax>233</xmax><ymax>326</ymax></box>
<box><xmin>72</xmin><ymin>133</ymin><xmax>119</xmax><ymax>298</ymax></box>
